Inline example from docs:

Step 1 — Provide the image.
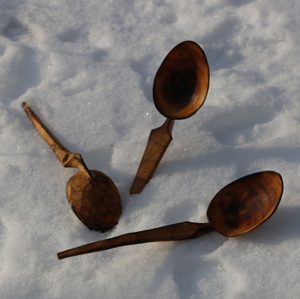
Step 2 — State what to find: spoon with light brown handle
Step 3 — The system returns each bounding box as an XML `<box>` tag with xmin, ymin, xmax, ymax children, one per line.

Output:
<box><xmin>23</xmin><ymin>102</ymin><xmax>122</xmax><ymax>232</ymax></box>
<box><xmin>58</xmin><ymin>171</ymin><xmax>283</xmax><ymax>259</ymax></box>
<box><xmin>130</xmin><ymin>41</ymin><xmax>209</xmax><ymax>194</ymax></box>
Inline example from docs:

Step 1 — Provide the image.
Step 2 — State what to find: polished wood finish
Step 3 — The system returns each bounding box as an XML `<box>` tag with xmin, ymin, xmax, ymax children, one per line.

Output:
<box><xmin>23</xmin><ymin>102</ymin><xmax>121</xmax><ymax>232</ymax></box>
<box><xmin>207</xmin><ymin>171</ymin><xmax>283</xmax><ymax>237</ymax></box>
<box><xmin>58</xmin><ymin>222</ymin><xmax>213</xmax><ymax>259</ymax></box>
<box><xmin>130</xmin><ymin>41</ymin><xmax>209</xmax><ymax>194</ymax></box>
<box><xmin>66</xmin><ymin>170</ymin><xmax>121</xmax><ymax>231</ymax></box>
<box><xmin>23</xmin><ymin>102</ymin><xmax>92</xmax><ymax>178</ymax></box>
<box><xmin>58</xmin><ymin>171</ymin><xmax>283</xmax><ymax>259</ymax></box>
<box><xmin>130</xmin><ymin>119</ymin><xmax>174</xmax><ymax>194</ymax></box>
<box><xmin>153</xmin><ymin>40</ymin><xmax>209</xmax><ymax>119</ymax></box>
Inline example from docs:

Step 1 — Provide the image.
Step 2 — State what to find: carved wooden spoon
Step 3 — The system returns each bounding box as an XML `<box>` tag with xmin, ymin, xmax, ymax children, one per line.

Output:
<box><xmin>58</xmin><ymin>171</ymin><xmax>283</xmax><ymax>259</ymax></box>
<box><xmin>130</xmin><ymin>41</ymin><xmax>210</xmax><ymax>194</ymax></box>
<box><xmin>23</xmin><ymin>102</ymin><xmax>121</xmax><ymax>232</ymax></box>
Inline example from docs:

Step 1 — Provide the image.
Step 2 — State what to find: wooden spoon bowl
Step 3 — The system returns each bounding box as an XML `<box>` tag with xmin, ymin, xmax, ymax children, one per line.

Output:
<box><xmin>58</xmin><ymin>171</ymin><xmax>283</xmax><ymax>259</ymax></box>
<box><xmin>207</xmin><ymin>171</ymin><xmax>283</xmax><ymax>237</ymax></box>
<box><xmin>153</xmin><ymin>40</ymin><xmax>209</xmax><ymax>119</ymax></box>
<box><xmin>67</xmin><ymin>170</ymin><xmax>121</xmax><ymax>231</ymax></box>
<box><xmin>130</xmin><ymin>41</ymin><xmax>210</xmax><ymax>194</ymax></box>
<box><xmin>23</xmin><ymin>103</ymin><xmax>122</xmax><ymax>232</ymax></box>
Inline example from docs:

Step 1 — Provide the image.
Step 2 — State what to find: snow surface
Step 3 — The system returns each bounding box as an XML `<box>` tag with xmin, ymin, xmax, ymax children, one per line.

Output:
<box><xmin>0</xmin><ymin>0</ymin><xmax>300</xmax><ymax>298</ymax></box>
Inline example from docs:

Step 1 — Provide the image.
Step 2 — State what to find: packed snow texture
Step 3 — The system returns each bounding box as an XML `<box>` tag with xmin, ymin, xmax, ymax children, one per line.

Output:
<box><xmin>0</xmin><ymin>0</ymin><xmax>300</xmax><ymax>298</ymax></box>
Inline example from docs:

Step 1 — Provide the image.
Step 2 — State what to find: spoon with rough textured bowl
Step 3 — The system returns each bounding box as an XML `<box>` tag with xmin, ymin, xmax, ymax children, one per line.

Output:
<box><xmin>130</xmin><ymin>40</ymin><xmax>209</xmax><ymax>194</ymax></box>
<box><xmin>58</xmin><ymin>171</ymin><xmax>283</xmax><ymax>259</ymax></box>
<box><xmin>23</xmin><ymin>102</ymin><xmax>121</xmax><ymax>232</ymax></box>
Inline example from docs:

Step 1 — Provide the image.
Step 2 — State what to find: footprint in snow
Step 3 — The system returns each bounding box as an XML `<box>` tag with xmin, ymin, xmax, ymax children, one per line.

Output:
<box><xmin>202</xmin><ymin>16</ymin><xmax>244</xmax><ymax>71</ymax></box>
<box><xmin>0</xmin><ymin>44</ymin><xmax>5</xmax><ymax>56</ymax></box>
<box><xmin>130</xmin><ymin>55</ymin><xmax>155</xmax><ymax>104</ymax></box>
<box><xmin>57</xmin><ymin>28</ymin><xmax>82</xmax><ymax>43</ymax></box>
<box><xmin>0</xmin><ymin>45</ymin><xmax>41</xmax><ymax>102</ymax></box>
<box><xmin>204</xmin><ymin>87</ymin><xmax>284</xmax><ymax>145</ymax></box>
<box><xmin>91</xmin><ymin>49</ymin><xmax>109</xmax><ymax>63</ymax></box>
<box><xmin>0</xmin><ymin>218</ymin><xmax>7</xmax><ymax>267</ymax></box>
<box><xmin>1</xmin><ymin>18</ymin><xmax>28</xmax><ymax>42</ymax></box>
<box><xmin>225</xmin><ymin>0</ymin><xmax>255</xmax><ymax>7</ymax></box>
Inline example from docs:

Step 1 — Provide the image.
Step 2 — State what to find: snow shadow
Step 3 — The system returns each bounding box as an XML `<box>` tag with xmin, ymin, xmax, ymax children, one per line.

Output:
<box><xmin>130</xmin><ymin>54</ymin><xmax>156</xmax><ymax>105</ymax></box>
<box><xmin>147</xmin><ymin>234</ymin><xmax>226</xmax><ymax>298</ymax></box>
<box><xmin>1</xmin><ymin>18</ymin><xmax>28</xmax><ymax>41</ymax></box>
<box><xmin>155</xmin><ymin>144</ymin><xmax>300</xmax><ymax>180</ymax></box>
<box><xmin>225</xmin><ymin>0</ymin><xmax>255</xmax><ymax>7</ymax></box>
<box><xmin>243</xmin><ymin>205</ymin><xmax>300</xmax><ymax>245</ymax></box>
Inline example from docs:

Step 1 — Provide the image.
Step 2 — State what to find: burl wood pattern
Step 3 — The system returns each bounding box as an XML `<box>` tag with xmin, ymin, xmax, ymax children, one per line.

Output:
<box><xmin>67</xmin><ymin>170</ymin><xmax>121</xmax><ymax>231</ymax></box>
<box><xmin>130</xmin><ymin>41</ymin><xmax>209</xmax><ymax>194</ymax></box>
<box><xmin>23</xmin><ymin>102</ymin><xmax>122</xmax><ymax>232</ymax></box>
<box><xmin>130</xmin><ymin>119</ymin><xmax>174</xmax><ymax>194</ymax></box>
<box><xmin>58</xmin><ymin>171</ymin><xmax>283</xmax><ymax>259</ymax></box>
<box><xmin>207</xmin><ymin>171</ymin><xmax>283</xmax><ymax>237</ymax></box>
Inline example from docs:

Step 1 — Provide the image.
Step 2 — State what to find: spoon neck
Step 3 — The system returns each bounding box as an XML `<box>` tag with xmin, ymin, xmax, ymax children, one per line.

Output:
<box><xmin>163</xmin><ymin>118</ymin><xmax>175</xmax><ymax>134</ymax></box>
<box><xmin>76</xmin><ymin>157</ymin><xmax>93</xmax><ymax>179</ymax></box>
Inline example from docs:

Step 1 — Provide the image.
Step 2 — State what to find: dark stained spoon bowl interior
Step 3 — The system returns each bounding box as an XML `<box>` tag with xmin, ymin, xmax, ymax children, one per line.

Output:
<box><xmin>153</xmin><ymin>40</ymin><xmax>209</xmax><ymax>119</ymax></box>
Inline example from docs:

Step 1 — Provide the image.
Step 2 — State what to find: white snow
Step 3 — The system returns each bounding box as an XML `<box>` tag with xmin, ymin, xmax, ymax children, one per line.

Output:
<box><xmin>0</xmin><ymin>0</ymin><xmax>300</xmax><ymax>298</ymax></box>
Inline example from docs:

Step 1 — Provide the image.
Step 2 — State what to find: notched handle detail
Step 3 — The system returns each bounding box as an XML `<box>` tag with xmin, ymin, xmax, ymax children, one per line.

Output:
<box><xmin>23</xmin><ymin>102</ymin><xmax>92</xmax><ymax>178</ymax></box>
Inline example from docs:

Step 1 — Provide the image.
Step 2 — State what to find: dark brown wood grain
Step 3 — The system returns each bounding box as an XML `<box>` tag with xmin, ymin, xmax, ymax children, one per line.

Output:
<box><xmin>23</xmin><ymin>102</ymin><xmax>122</xmax><ymax>232</ymax></box>
<box><xmin>23</xmin><ymin>102</ymin><xmax>92</xmax><ymax>178</ymax></box>
<box><xmin>67</xmin><ymin>170</ymin><xmax>121</xmax><ymax>231</ymax></box>
<box><xmin>153</xmin><ymin>40</ymin><xmax>209</xmax><ymax>120</ymax></box>
<box><xmin>130</xmin><ymin>41</ymin><xmax>210</xmax><ymax>194</ymax></box>
<box><xmin>207</xmin><ymin>171</ymin><xmax>283</xmax><ymax>237</ymax></box>
<box><xmin>58</xmin><ymin>171</ymin><xmax>283</xmax><ymax>259</ymax></box>
<box><xmin>58</xmin><ymin>222</ymin><xmax>213</xmax><ymax>259</ymax></box>
<box><xmin>130</xmin><ymin>118</ymin><xmax>174</xmax><ymax>194</ymax></box>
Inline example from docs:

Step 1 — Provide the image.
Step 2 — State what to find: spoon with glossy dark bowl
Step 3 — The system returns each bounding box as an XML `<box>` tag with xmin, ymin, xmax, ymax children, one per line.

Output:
<box><xmin>130</xmin><ymin>40</ymin><xmax>210</xmax><ymax>194</ymax></box>
<box><xmin>23</xmin><ymin>102</ymin><xmax>122</xmax><ymax>232</ymax></box>
<box><xmin>58</xmin><ymin>171</ymin><xmax>283</xmax><ymax>259</ymax></box>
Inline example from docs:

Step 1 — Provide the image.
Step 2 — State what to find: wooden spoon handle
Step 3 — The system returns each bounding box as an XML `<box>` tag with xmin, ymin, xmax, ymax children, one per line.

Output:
<box><xmin>130</xmin><ymin>118</ymin><xmax>175</xmax><ymax>194</ymax></box>
<box><xmin>57</xmin><ymin>221</ymin><xmax>213</xmax><ymax>259</ymax></box>
<box><xmin>23</xmin><ymin>102</ymin><xmax>91</xmax><ymax>178</ymax></box>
